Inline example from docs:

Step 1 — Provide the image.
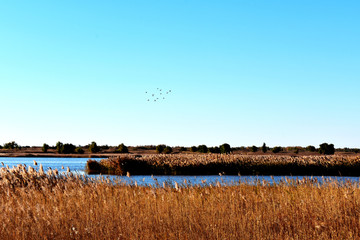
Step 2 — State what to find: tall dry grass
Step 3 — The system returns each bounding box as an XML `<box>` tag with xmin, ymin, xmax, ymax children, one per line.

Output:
<box><xmin>1</xmin><ymin>164</ymin><xmax>360</xmax><ymax>239</ymax></box>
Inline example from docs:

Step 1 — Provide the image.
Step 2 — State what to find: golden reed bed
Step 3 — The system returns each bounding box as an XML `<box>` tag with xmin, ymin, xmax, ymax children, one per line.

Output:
<box><xmin>87</xmin><ymin>154</ymin><xmax>360</xmax><ymax>176</ymax></box>
<box><xmin>1</xmin><ymin>164</ymin><xmax>360</xmax><ymax>239</ymax></box>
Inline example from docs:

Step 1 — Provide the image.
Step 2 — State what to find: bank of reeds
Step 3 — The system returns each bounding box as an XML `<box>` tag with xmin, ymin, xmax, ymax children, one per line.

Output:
<box><xmin>1</xmin><ymin>164</ymin><xmax>360</xmax><ymax>239</ymax></box>
<box><xmin>86</xmin><ymin>154</ymin><xmax>360</xmax><ymax>176</ymax></box>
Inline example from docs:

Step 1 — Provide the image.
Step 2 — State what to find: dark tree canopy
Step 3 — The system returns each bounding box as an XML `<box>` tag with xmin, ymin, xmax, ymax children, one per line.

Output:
<box><xmin>42</xmin><ymin>143</ymin><xmax>49</xmax><ymax>153</ymax></box>
<box><xmin>89</xmin><ymin>141</ymin><xmax>100</xmax><ymax>153</ymax></box>
<box><xmin>163</xmin><ymin>146</ymin><xmax>173</xmax><ymax>154</ymax></box>
<box><xmin>197</xmin><ymin>145</ymin><xmax>208</xmax><ymax>153</ymax></box>
<box><xmin>306</xmin><ymin>145</ymin><xmax>316</xmax><ymax>152</ymax></box>
<box><xmin>190</xmin><ymin>146</ymin><xmax>198</xmax><ymax>152</ymax></box>
<box><xmin>220</xmin><ymin>143</ymin><xmax>231</xmax><ymax>154</ymax></box>
<box><xmin>251</xmin><ymin>146</ymin><xmax>258</xmax><ymax>152</ymax></box>
<box><xmin>262</xmin><ymin>143</ymin><xmax>267</xmax><ymax>153</ymax></box>
<box><xmin>272</xmin><ymin>146</ymin><xmax>282</xmax><ymax>153</ymax></box>
<box><xmin>319</xmin><ymin>143</ymin><xmax>335</xmax><ymax>155</ymax></box>
<box><xmin>116</xmin><ymin>143</ymin><xmax>129</xmax><ymax>153</ymax></box>
<box><xmin>56</xmin><ymin>141</ymin><xmax>64</xmax><ymax>154</ymax></box>
<box><xmin>156</xmin><ymin>144</ymin><xmax>166</xmax><ymax>154</ymax></box>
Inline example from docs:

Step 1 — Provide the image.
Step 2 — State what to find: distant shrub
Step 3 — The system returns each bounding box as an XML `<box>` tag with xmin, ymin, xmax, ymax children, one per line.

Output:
<box><xmin>262</xmin><ymin>143</ymin><xmax>267</xmax><ymax>153</ymax></box>
<box><xmin>272</xmin><ymin>146</ymin><xmax>282</xmax><ymax>153</ymax></box>
<box><xmin>0</xmin><ymin>145</ymin><xmax>2</xmax><ymax>149</ymax></box>
<box><xmin>156</xmin><ymin>144</ymin><xmax>166</xmax><ymax>154</ymax></box>
<box><xmin>233</xmin><ymin>146</ymin><xmax>246</xmax><ymax>151</ymax></box>
<box><xmin>197</xmin><ymin>145</ymin><xmax>208</xmax><ymax>153</ymax></box>
<box><xmin>190</xmin><ymin>146</ymin><xmax>198</xmax><ymax>152</ymax></box>
<box><xmin>56</xmin><ymin>141</ymin><xmax>64</xmax><ymax>153</ymax></box>
<box><xmin>101</xmin><ymin>145</ymin><xmax>110</xmax><ymax>150</ymax></box>
<box><xmin>134</xmin><ymin>145</ymin><xmax>156</xmax><ymax>150</ymax></box>
<box><xmin>62</xmin><ymin>143</ymin><xmax>76</xmax><ymax>154</ymax></box>
<box><xmin>75</xmin><ymin>147</ymin><xmax>85</xmax><ymax>154</ymax></box>
<box><xmin>306</xmin><ymin>145</ymin><xmax>316</xmax><ymax>152</ymax></box>
<box><xmin>163</xmin><ymin>146</ymin><xmax>173</xmax><ymax>154</ymax></box>
<box><xmin>209</xmin><ymin>147</ymin><xmax>220</xmax><ymax>153</ymax></box>
<box><xmin>338</xmin><ymin>148</ymin><xmax>360</xmax><ymax>153</ymax></box>
<box><xmin>3</xmin><ymin>141</ymin><xmax>20</xmax><ymax>150</ymax></box>
<box><xmin>116</xmin><ymin>143</ymin><xmax>129</xmax><ymax>153</ymax></box>
<box><xmin>89</xmin><ymin>141</ymin><xmax>100</xmax><ymax>153</ymax></box>
<box><xmin>319</xmin><ymin>143</ymin><xmax>335</xmax><ymax>155</ymax></box>
<box><xmin>42</xmin><ymin>143</ymin><xmax>49</xmax><ymax>153</ymax></box>
<box><xmin>220</xmin><ymin>143</ymin><xmax>231</xmax><ymax>154</ymax></box>
<box><xmin>179</xmin><ymin>147</ymin><xmax>187</xmax><ymax>152</ymax></box>
<box><xmin>251</xmin><ymin>146</ymin><xmax>258</xmax><ymax>152</ymax></box>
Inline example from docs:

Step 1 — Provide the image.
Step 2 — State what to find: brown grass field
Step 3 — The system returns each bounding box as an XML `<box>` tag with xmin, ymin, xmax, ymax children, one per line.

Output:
<box><xmin>1</xmin><ymin>164</ymin><xmax>360</xmax><ymax>239</ymax></box>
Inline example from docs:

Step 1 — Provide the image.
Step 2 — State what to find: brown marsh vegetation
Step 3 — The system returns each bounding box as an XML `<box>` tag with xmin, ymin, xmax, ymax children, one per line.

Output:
<box><xmin>87</xmin><ymin>154</ymin><xmax>360</xmax><ymax>176</ymax></box>
<box><xmin>1</xmin><ymin>164</ymin><xmax>360</xmax><ymax>239</ymax></box>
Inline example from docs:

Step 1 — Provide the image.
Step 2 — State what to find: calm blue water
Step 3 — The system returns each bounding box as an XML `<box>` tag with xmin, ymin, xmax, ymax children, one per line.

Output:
<box><xmin>0</xmin><ymin>157</ymin><xmax>98</xmax><ymax>174</ymax></box>
<box><xmin>1</xmin><ymin>157</ymin><xmax>360</xmax><ymax>187</ymax></box>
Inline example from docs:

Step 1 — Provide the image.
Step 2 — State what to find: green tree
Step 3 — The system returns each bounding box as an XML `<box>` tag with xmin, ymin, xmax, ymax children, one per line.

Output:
<box><xmin>163</xmin><ymin>146</ymin><xmax>173</xmax><ymax>154</ymax></box>
<box><xmin>179</xmin><ymin>147</ymin><xmax>187</xmax><ymax>152</ymax></box>
<box><xmin>156</xmin><ymin>144</ymin><xmax>166</xmax><ymax>153</ymax></box>
<box><xmin>262</xmin><ymin>143</ymin><xmax>267</xmax><ymax>153</ymax></box>
<box><xmin>306</xmin><ymin>145</ymin><xmax>316</xmax><ymax>152</ymax></box>
<box><xmin>89</xmin><ymin>141</ymin><xmax>100</xmax><ymax>153</ymax></box>
<box><xmin>190</xmin><ymin>146</ymin><xmax>198</xmax><ymax>152</ymax></box>
<box><xmin>42</xmin><ymin>143</ymin><xmax>49</xmax><ymax>153</ymax></box>
<box><xmin>272</xmin><ymin>146</ymin><xmax>282</xmax><ymax>153</ymax></box>
<box><xmin>197</xmin><ymin>145</ymin><xmax>208</xmax><ymax>153</ymax></box>
<box><xmin>56</xmin><ymin>141</ymin><xmax>64</xmax><ymax>153</ymax></box>
<box><xmin>75</xmin><ymin>147</ymin><xmax>85</xmax><ymax>154</ymax></box>
<box><xmin>251</xmin><ymin>146</ymin><xmax>258</xmax><ymax>152</ymax></box>
<box><xmin>4</xmin><ymin>141</ymin><xmax>19</xmax><ymax>150</ymax></box>
<box><xmin>209</xmin><ymin>147</ymin><xmax>220</xmax><ymax>153</ymax></box>
<box><xmin>101</xmin><ymin>145</ymin><xmax>110</xmax><ymax>150</ymax></box>
<box><xmin>116</xmin><ymin>143</ymin><xmax>129</xmax><ymax>153</ymax></box>
<box><xmin>319</xmin><ymin>143</ymin><xmax>335</xmax><ymax>155</ymax></box>
<box><xmin>220</xmin><ymin>143</ymin><xmax>231</xmax><ymax>154</ymax></box>
<box><xmin>62</xmin><ymin>143</ymin><xmax>76</xmax><ymax>154</ymax></box>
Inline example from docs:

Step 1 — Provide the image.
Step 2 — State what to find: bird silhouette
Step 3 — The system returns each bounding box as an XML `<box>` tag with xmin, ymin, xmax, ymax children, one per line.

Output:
<box><xmin>145</xmin><ymin>88</ymin><xmax>172</xmax><ymax>102</ymax></box>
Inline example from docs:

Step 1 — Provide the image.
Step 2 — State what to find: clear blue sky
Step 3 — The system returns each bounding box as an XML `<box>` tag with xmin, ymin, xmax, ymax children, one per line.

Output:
<box><xmin>1</xmin><ymin>1</ymin><xmax>359</xmax><ymax>148</ymax></box>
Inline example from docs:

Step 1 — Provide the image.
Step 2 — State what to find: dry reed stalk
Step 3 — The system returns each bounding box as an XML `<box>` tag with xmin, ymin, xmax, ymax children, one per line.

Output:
<box><xmin>0</xmin><ymin>165</ymin><xmax>360</xmax><ymax>239</ymax></box>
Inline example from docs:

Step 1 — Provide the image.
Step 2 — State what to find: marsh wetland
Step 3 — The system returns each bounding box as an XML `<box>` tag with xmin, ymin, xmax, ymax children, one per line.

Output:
<box><xmin>2</xmin><ymin>154</ymin><xmax>360</xmax><ymax>239</ymax></box>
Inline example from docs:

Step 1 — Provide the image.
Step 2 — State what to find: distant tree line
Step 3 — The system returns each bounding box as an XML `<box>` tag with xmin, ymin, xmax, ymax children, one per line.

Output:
<box><xmin>0</xmin><ymin>141</ymin><xmax>21</xmax><ymax>150</ymax></box>
<box><xmin>188</xmin><ymin>143</ymin><xmax>232</xmax><ymax>154</ymax></box>
<box><xmin>156</xmin><ymin>144</ymin><xmax>173</xmax><ymax>154</ymax></box>
<box><xmin>247</xmin><ymin>143</ymin><xmax>337</xmax><ymax>155</ymax></box>
<box><xmin>1</xmin><ymin>140</ymin><xmax>360</xmax><ymax>156</ymax></box>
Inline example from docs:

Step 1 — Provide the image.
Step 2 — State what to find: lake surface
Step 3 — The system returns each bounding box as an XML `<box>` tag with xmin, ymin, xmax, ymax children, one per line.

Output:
<box><xmin>1</xmin><ymin>157</ymin><xmax>360</xmax><ymax>187</ymax></box>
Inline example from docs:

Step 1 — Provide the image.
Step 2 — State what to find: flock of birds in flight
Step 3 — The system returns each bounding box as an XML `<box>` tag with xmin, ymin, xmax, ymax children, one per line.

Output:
<box><xmin>145</xmin><ymin>88</ymin><xmax>172</xmax><ymax>102</ymax></box>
